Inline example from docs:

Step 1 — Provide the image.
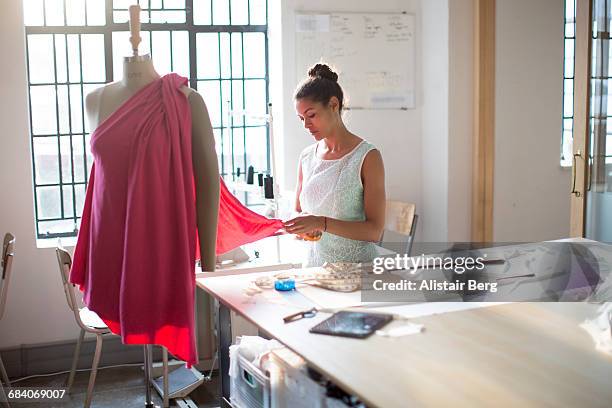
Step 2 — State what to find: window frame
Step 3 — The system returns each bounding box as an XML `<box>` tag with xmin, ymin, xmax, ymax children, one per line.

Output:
<box><xmin>24</xmin><ymin>0</ymin><xmax>270</xmax><ymax>240</ymax></box>
<box><xmin>562</xmin><ymin>0</ymin><xmax>577</xmax><ymax>167</ymax></box>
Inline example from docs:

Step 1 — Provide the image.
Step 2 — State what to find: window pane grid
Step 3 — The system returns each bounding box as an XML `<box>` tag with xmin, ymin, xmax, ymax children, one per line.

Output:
<box><xmin>29</xmin><ymin>0</ymin><xmax>107</xmax><ymax>27</ymax></box>
<box><xmin>53</xmin><ymin>28</ymin><xmax>66</xmax><ymax>225</ymax></box>
<box><xmin>561</xmin><ymin>0</ymin><xmax>577</xmax><ymax>166</ymax></box>
<box><xmin>195</xmin><ymin>31</ymin><xmax>267</xmax><ymax>182</ymax></box>
<box><xmin>25</xmin><ymin>0</ymin><xmax>269</xmax><ymax>239</ymax></box>
<box><xmin>113</xmin><ymin>0</ymin><xmax>187</xmax><ymax>24</ymax></box>
<box><xmin>61</xmin><ymin>33</ymin><xmax>77</xmax><ymax>222</ymax></box>
<box><xmin>241</xmin><ymin>32</ymin><xmax>247</xmax><ymax>177</ymax></box>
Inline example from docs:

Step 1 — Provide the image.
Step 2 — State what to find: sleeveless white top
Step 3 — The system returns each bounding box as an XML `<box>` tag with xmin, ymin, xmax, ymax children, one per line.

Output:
<box><xmin>299</xmin><ymin>140</ymin><xmax>378</xmax><ymax>267</ymax></box>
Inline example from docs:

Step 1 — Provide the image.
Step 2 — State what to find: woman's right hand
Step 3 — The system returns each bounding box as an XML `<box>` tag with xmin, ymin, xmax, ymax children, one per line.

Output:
<box><xmin>283</xmin><ymin>214</ymin><xmax>325</xmax><ymax>236</ymax></box>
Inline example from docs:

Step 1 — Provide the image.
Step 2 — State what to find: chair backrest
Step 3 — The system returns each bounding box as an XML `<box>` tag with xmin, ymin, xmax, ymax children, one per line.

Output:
<box><xmin>384</xmin><ymin>201</ymin><xmax>415</xmax><ymax>235</ymax></box>
<box><xmin>56</xmin><ymin>247</ymin><xmax>78</xmax><ymax>311</ymax></box>
<box><xmin>0</xmin><ymin>233</ymin><xmax>15</xmax><ymax>320</ymax></box>
<box><xmin>56</xmin><ymin>246</ymin><xmax>91</xmax><ymax>331</ymax></box>
<box><xmin>381</xmin><ymin>201</ymin><xmax>418</xmax><ymax>256</ymax></box>
<box><xmin>56</xmin><ymin>247</ymin><xmax>108</xmax><ymax>333</ymax></box>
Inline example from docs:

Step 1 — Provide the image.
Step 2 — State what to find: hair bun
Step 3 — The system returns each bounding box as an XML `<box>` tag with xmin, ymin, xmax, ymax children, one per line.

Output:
<box><xmin>308</xmin><ymin>63</ymin><xmax>338</xmax><ymax>82</ymax></box>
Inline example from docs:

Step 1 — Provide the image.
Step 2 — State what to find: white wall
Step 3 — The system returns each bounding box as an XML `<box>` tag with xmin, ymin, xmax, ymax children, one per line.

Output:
<box><xmin>273</xmin><ymin>0</ymin><xmax>425</xmax><ymax>243</ymax></box>
<box><xmin>272</xmin><ymin>0</ymin><xmax>473</xmax><ymax>243</ymax></box>
<box><xmin>494</xmin><ymin>0</ymin><xmax>570</xmax><ymax>241</ymax></box>
<box><xmin>0</xmin><ymin>1</ymin><xmax>80</xmax><ymax>349</ymax></box>
<box><xmin>421</xmin><ymin>0</ymin><xmax>449</xmax><ymax>241</ymax></box>
<box><xmin>448</xmin><ymin>0</ymin><xmax>474</xmax><ymax>242</ymax></box>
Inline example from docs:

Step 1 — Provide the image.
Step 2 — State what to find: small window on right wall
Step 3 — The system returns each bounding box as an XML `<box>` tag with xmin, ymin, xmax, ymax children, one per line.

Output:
<box><xmin>561</xmin><ymin>0</ymin><xmax>576</xmax><ymax>167</ymax></box>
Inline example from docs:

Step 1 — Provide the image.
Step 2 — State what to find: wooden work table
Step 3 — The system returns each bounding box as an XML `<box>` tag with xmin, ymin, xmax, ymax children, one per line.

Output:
<box><xmin>196</xmin><ymin>267</ymin><xmax>612</xmax><ymax>408</ymax></box>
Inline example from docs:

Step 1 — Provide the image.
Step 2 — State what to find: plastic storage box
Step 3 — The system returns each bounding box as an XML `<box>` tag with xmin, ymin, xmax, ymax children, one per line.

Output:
<box><xmin>231</xmin><ymin>353</ymin><xmax>271</xmax><ymax>408</ymax></box>
<box><xmin>270</xmin><ymin>347</ymin><xmax>326</xmax><ymax>408</ymax></box>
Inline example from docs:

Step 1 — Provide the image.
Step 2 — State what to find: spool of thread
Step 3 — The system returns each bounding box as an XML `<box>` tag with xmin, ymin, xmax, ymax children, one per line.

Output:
<box><xmin>264</xmin><ymin>175</ymin><xmax>274</xmax><ymax>199</ymax></box>
<box><xmin>257</xmin><ymin>173</ymin><xmax>264</xmax><ymax>187</ymax></box>
<box><xmin>247</xmin><ymin>166</ymin><xmax>255</xmax><ymax>184</ymax></box>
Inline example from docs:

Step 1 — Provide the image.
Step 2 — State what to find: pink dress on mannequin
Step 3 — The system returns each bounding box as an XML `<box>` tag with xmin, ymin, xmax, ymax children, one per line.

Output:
<box><xmin>71</xmin><ymin>73</ymin><xmax>281</xmax><ymax>366</ymax></box>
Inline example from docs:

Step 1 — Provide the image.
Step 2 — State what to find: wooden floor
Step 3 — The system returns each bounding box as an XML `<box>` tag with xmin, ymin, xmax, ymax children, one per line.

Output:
<box><xmin>8</xmin><ymin>365</ymin><xmax>220</xmax><ymax>407</ymax></box>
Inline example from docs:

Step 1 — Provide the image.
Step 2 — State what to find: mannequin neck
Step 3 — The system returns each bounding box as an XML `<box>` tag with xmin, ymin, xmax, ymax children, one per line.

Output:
<box><xmin>122</xmin><ymin>55</ymin><xmax>160</xmax><ymax>90</ymax></box>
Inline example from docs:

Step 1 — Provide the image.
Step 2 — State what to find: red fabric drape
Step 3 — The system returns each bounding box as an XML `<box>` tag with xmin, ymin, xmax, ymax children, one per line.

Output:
<box><xmin>71</xmin><ymin>73</ymin><xmax>281</xmax><ymax>366</ymax></box>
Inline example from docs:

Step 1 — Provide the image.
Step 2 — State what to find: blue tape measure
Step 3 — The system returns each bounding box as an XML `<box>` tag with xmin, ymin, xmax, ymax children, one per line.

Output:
<box><xmin>274</xmin><ymin>278</ymin><xmax>296</xmax><ymax>291</ymax></box>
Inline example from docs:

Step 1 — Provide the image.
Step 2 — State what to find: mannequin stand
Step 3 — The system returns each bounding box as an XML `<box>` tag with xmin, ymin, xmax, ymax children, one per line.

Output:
<box><xmin>144</xmin><ymin>345</ymin><xmax>160</xmax><ymax>408</ymax></box>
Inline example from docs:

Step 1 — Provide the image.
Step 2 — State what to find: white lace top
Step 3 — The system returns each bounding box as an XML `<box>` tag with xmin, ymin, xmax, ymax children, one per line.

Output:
<box><xmin>299</xmin><ymin>140</ymin><xmax>378</xmax><ymax>267</ymax></box>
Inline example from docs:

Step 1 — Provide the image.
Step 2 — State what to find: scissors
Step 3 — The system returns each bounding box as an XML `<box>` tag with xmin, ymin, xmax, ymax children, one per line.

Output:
<box><xmin>283</xmin><ymin>307</ymin><xmax>364</xmax><ymax>323</ymax></box>
<box><xmin>283</xmin><ymin>307</ymin><xmax>340</xmax><ymax>323</ymax></box>
<box><xmin>283</xmin><ymin>307</ymin><xmax>320</xmax><ymax>323</ymax></box>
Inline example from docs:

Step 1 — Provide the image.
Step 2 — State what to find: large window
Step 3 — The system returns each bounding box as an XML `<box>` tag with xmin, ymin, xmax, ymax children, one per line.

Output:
<box><xmin>562</xmin><ymin>0</ymin><xmax>576</xmax><ymax>167</ymax></box>
<box><xmin>590</xmin><ymin>0</ymin><xmax>612</xmax><ymax>186</ymax></box>
<box><xmin>24</xmin><ymin>0</ymin><xmax>270</xmax><ymax>240</ymax></box>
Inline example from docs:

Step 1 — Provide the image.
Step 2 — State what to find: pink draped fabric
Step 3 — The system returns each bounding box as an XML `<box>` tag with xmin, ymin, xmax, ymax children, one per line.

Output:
<box><xmin>71</xmin><ymin>73</ymin><xmax>282</xmax><ymax>366</ymax></box>
<box><xmin>215</xmin><ymin>178</ymin><xmax>283</xmax><ymax>254</ymax></box>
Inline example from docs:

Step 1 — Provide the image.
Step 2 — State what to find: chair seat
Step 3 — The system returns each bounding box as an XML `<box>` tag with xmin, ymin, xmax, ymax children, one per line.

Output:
<box><xmin>79</xmin><ymin>307</ymin><xmax>108</xmax><ymax>330</ymax></box>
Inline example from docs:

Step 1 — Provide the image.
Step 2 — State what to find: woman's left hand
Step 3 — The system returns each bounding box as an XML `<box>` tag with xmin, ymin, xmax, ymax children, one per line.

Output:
<box><xmin>283</xmin><ymin>215</ymin><xmax>325</xmax><ymax>235</ymax></box>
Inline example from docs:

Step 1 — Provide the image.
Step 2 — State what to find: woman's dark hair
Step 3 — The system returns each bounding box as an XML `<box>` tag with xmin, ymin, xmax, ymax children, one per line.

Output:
<box><xmin>294</xmin><ymin>63</ymin><xmax>344</xmax><ymax>112</ymax></box>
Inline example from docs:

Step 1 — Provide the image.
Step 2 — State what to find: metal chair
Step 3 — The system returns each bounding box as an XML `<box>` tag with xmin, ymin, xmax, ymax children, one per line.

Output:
<box><xmin>56</xmin><ymin>247</ymin><xmax>172</xmax><ymax>408</ymax></box>
<box><xmin>0</xmin><ymin>233</ymin><xmax>15</xmax><ymax>408</ymax></box>
<box><xmin>56</xmin><ymin>247</ymin><xmax>112</xmax><ymax>408</ymax></box>
<box><xmin>380</xmin><ymin>201</ymin><xmax>418</xmax><ymax>256</ymax></box>
<box><xmin>0</xmin><ymin>383</ymin><xmax>8</xmax><ymax>408</ymax></box>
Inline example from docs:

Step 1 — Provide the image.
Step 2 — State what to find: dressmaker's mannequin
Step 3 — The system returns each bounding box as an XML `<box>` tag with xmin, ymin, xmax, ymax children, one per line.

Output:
<box><xmin>84</xmin><ymin>27</ymin><xmax>219</xmax><ymax>273</ymax></box>
<box><xmin>83</xmin><ymin>7</ymin><xmax>219</xmax><ymax>406</ymax></box>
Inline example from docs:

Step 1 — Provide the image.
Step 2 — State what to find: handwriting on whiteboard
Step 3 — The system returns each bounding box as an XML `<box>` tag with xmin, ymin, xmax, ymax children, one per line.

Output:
<box><xmin>296</xmin><ymin>12</ymin><xmax>416</xmax><ymax>109</ymax></box>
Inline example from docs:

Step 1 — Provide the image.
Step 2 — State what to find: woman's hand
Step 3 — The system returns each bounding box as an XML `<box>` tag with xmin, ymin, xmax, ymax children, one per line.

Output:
<box><xmin>283</xmin><ymin>215</ymin><xmax>325</xmax><ymax>235</ymax></box>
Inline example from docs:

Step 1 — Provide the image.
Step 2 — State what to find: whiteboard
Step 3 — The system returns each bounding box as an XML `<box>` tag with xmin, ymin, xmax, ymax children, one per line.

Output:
<box><xmin>295</xmin><ymin>12</ymin><xmax>416</xmax><ymax>110</ymax></box>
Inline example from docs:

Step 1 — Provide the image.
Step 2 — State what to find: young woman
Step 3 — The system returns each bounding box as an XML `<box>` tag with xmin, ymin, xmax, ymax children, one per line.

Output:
<box><xmin>283</xmin><ymin>63</ymin><xmax>386</xmax><ymax>266</ymax></box>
